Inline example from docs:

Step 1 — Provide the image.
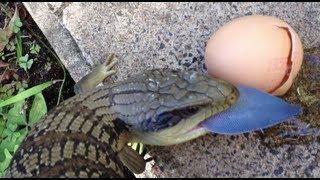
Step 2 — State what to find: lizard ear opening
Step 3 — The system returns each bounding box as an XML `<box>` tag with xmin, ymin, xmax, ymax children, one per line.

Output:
<box><xmin>117</xmin><ymin>145</ymin><xmax>146</xmax><ymax>174</ymax></box>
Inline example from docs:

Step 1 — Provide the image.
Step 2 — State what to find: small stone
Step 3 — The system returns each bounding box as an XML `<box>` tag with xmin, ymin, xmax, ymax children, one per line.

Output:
<box><xmin>274</xmin><ymin>166</ymin><xmax>284</xmax><ymax>176</ymax></box>
<box><xmin>117</xmin><ymin>11</ymin><xmax>123</xmax><ymax>16</ymax></box>
<box><xmin>159</xmin><ymin>43</ymin><xmax>165</xmax><ymax>50</ymax></box>
<box><xmin>183</xmin><ymin>63</ymin><xmax>191</xmax><ymax>67</ymax></box>
<box><xmin>269</xmin><ymin>149</ymin><xmax>280</xmax><ymax>155</ymax></box>
<box><xmin>192</xmin><ymin>57</ymin><xmax>197</xmax><ymax>63</ymax></box>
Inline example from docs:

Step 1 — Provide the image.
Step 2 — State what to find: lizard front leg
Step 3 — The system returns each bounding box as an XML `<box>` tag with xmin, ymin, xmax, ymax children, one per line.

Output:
<box><xmin>73</xmin><ymin>53</ymin><xmax>118</xmax><ymax>94</ymax></box>
<box><xmin>72</xmin><ymin>53</ymin><xmax>148</xmax><ymax>174</ymax></box>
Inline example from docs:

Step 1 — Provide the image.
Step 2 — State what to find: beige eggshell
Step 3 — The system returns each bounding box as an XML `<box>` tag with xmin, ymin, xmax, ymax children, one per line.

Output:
<box><xmin>205</xmin><ymin>15</ymin><xmax>303</xmax><ymax>96</ymax></box>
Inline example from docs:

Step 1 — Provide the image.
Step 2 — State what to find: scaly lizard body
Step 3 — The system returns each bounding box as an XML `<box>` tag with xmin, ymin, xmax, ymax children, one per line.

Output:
<box><xmin>6</xmin><ymin>55</ymin><xmax>239</xmax><ymax>178</ymax></box>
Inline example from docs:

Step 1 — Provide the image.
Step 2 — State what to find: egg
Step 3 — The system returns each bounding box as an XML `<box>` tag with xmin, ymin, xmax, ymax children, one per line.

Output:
<box><xmin>205</xmin><ymin>15</ymin><xmax>303</xmax><ymax>96</ymax></box>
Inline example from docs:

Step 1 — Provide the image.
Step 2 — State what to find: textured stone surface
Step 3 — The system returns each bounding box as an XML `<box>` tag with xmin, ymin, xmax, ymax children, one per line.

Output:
<box><xmin>24</xmin><ymin>2</ymin><xmax>320</xmax><ymax>82</ymax></box>
<box><xmin>23</xmin><ymin>2</ymin><xmax>320</xmax><ymax>177</ymax></box>
<box><xmin>144</xmin><ymin>133</ymin><xmax>320</xmax><ymax>178</ymax></box>
<box><xmin>23</xmin><ymin>2</ymin><xmax>91</xmax><ymax>82</ymax></box>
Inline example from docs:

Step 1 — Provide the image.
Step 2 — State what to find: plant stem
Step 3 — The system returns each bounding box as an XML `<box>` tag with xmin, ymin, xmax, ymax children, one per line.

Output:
<box><xmin>24</xmin><ymin>23</ymin><xmax>66</xmax><ymax>105</ymax></box>
<box><xmin>15</xmin><ymin>30</ymin><xmax>23</xmax><ymax>63</ymax></box>
<box><xmin>20</xmin><ymin>35</ymin><xmax>30</xmax><ymax>38</ymax></box>
<box><xmin>7</xmin><ymin>57</ymin><xmax>16</xmax><ymax>62</ymax></box>
<box><xmin>4</xmin><ymin>52</ymin><xmax>16</xmax><ymax>57</ymax></box>
<box><xmin>0</xmin><ymin>66</ymin><xmax>9</xmax><ymax>82</ymax></box>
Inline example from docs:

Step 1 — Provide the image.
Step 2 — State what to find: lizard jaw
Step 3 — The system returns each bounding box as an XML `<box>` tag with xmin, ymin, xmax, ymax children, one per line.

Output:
<box><xmin>128</xmin><ymin>108</ymin><xmax>212</xmax><ymax>146</ymax></box>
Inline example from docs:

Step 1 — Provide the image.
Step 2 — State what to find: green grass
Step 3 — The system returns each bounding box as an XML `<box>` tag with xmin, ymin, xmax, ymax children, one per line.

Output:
<box><xmin>0</xmin><ymin>4</ymin><xmax>62</xmax><ymax>176</ymax></box>
<box><xmin>0</xmin><ymin>81</ymin><xmax>54</xmax><ymax>176</ymax></box>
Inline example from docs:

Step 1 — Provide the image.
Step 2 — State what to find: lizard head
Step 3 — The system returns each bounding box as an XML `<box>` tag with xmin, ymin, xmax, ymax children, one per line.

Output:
<box><xmin>110</xmin><ymin>69</ymin><xmax>239</xmax><ymax>146</ymax></box>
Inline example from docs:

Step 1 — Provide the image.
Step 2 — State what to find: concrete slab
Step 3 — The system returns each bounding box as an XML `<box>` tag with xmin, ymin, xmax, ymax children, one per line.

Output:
<box><xmin>23</xmin><ymin>2</ymin><xmax>320</xmax><ymax>177</ymax></box>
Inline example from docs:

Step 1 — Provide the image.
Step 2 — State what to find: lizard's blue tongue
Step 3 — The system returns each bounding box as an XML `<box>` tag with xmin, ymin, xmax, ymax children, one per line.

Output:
<box><xmin>201</xmin><ymin>85</ymin><xmax>302</xmax><ymax>135</ymax></box>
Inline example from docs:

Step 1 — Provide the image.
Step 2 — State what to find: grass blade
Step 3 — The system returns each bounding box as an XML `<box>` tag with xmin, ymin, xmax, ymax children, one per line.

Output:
<box><xmin>0</xmin><ymin>80</ymin><xmax>58</xmax><ymax>108</ymax></box>
<box><xmin>15</xmin><ymin>30</ymin><xmax>22</xmax><ymax>61</ymax></box>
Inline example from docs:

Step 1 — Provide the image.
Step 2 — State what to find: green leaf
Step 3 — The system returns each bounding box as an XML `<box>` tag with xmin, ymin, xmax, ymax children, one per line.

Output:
<box><xmin>21</xmin><ymin>81</ymin><xmax>28</xmax><ymax>89</ymax></box>
<box><xmin>35</xmin><ymin>44</ymin><xmax>41</xmax><ymax>52</ymax></box>
<box><xmin>44</xmin><ymin>62</ymin><xmax>52</xmax><ymax>71</ymax></box>
<box><xmin>15</xmin><ymin>128</ymin><xmax>27</xmax><ymax>151</ymax></box>
<box><xmin>0</xmin><ymin>81</ymin><xmax>55</xmax><ymax>108</ymax></box>
<box><xmin>6</xmin><ymin>89</ymin><xmax>14</xmax><ymax>98</ymax></box>
<box><xmin>18</xmin><ymin>54</ymin><xmax>33</xmax><ymax>71</ymax></box>
<box><xmin>7</xmin><ymin>123</ymin><xmax>17</xmax><ymax>132</ymax></box>
<box><xmin>0</xmin><ymin>149</ymin><xmax>12</xmax><ymax>174</ymax></box>
<box><xmin>5</xmin><ymin>40</ymin><xmax>15</xmax><ymax>52</ymax></box>
<box><xmin>8</xmin><ymin>6</ymin><xmax>20</xmax><ymax>32</ymax></box>
<box><xmin>30</xmin><ymin>44</ymin><xmax>41</xmax><ymax>55</ymax></box>
<box><xmin>15</xmin><ymin>30</ymin><xmax>23</xmax><ymax>60</ymax></box>
<box><xmin>1</xmin><ymin>5</ymin><xmax>19</xmax><ymax>52</ymax></box>
<box><xmin>14</xmin><ymin>81</ymin><xmax>22</xmax><ymax>91</ymax></box>
<box><xmin>14</xmin><ymin>18</ymin><xmax>22</xmax><ymax>27</ymax></box>
<box><xmin>2</xmin><ymin>129</ymin><xmax>12</xmax><ymax>137</ymax></box>
<box><xmin>27</xmin><ymin>59</ymin><xmax>33</xmax><ymax>69</ymax></box>
<box><xmin>0</xmin><ymin>128</ymin><xmax>27</xmax><ymax>163</ymax></box>
<box><xmin>0</xmin><ymin>84</ymin><xmax>16</xmax><ymax>100</ymax></box>
<box><xmin>0</xmin><ymin>129</ymin><xmax>26</xmax><ymax>175</ymax></box>
<box><xmin>19</xmin><ymin>62</ymin><xmax>27</xmax><ymax>72</ymax></box>
<box><xmin>6</xmin><ymin>100</ymin><xmax>26</xmax><ymax>126</ymax></box>
<box><xmin>0</xmin><ymin>120</ymin><xmax>5</xmax><ymax>136</ymax></box>
<box><xmin>29</xmin><ymin>93</ymin><xmax>47</xmax><ymax>127</ymax></box>
<box><xmin>0</xmin><ymin>86</ymin><xmax>6</xmax><ymax>93</ymax></box>
<box><xmin>18</xmin><ymin>54</ymin><xmax>28</xmax><ymax>63</ymax></box>
<box><xmin>13</xmin><ymin>27</ymin><xmax>19</xmax><ymax>34</ymax></box>
<box><xmin>12</xmin><ymin>17</ymin><xmax>22</xmax><ymax>34</ymax></box>
<box><xmin>0</xmin><ymin>136</ymin><xmax>17</xmax><ymax>157</ymax></box>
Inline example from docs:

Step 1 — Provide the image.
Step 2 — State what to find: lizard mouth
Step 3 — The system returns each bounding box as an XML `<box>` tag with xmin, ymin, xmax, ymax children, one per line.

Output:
<box><xmin>130</xmin><ymin>90</ymin><xmax>240</xmax><ymax>146</ymax></box>
<box><xmin>130</xmin><ymin>106</ymin><xmax>217</xmax><ymax>146</ymax></box>
<box><xmin>130</xmin><ymin>86</ymin><xmax>240</xmax><ymax>146</ymax></box>
<box><xmin>130</xmin><ymin>81</ymin><xmax>240</xmax><ymax>146</ymax></box>
<box><xmin>185</xmin><ymin>122</ymin><xmax>204</xmax><ymax>134</ymax></box>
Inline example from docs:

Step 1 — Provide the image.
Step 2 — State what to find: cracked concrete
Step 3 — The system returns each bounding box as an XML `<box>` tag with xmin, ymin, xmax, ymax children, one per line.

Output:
<box><xmin>23</xmin><ymin>2</ymin><xmax>320</xmax><ymax>177</ymax></box>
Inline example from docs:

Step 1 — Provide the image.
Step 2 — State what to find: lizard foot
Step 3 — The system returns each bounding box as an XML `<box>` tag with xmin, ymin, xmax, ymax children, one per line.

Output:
<box><xmin>74</xmin><ymin>53</ymin><xmax>118</xmax><ymax>93</ymax></box>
